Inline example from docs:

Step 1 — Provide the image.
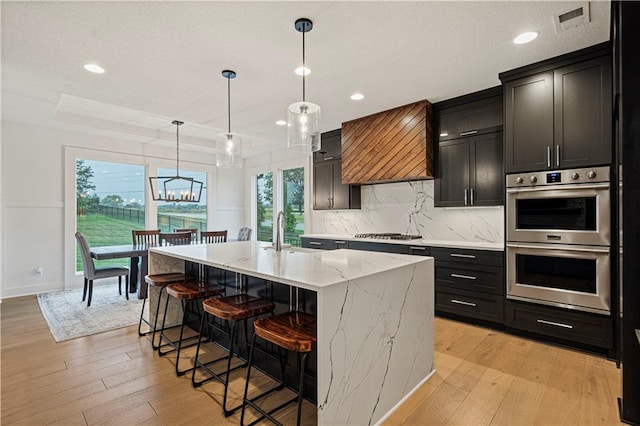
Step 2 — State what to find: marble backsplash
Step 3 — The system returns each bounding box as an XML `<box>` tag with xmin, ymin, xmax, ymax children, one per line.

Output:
<box><xmin>310</xmin><ymin>180</ymin><xmax>504</xmax><ymax>243</ymax></box>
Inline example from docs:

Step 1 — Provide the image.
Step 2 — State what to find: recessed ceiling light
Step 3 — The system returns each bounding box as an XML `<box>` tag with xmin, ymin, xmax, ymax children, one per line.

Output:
<box><xmin>84</xmin><ymin>63</ymin><xmax>105</xmax><ymax>74</ymax></box>
<box><xmin>350</xmin><ymin>93</ymin><xmax>365</xmax><ymax>101</ymax></box>
<box><xmin>275</xmin><ymin>120</ymin><xmax>287</xmax><ymax>126</ymax></box>
<box><xmin>440</xmin><ymin>133</ymin><xmax>449</xmax><ymax>137</ymax></box>
<box><xmin>294</xmin><ymin>66</ymin><xmax>311</xmax><ymax>76</ymax></box>
<box><xmin>513</xmin><ymin>31</ymin><xmax>538</xmax><ymax>45</ymax></box>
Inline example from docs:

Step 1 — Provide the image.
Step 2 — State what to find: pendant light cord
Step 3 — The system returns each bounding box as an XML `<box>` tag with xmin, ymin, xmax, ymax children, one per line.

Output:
<box><xmin>302</xmin><ymin>29</ymin><xmax>306</xmax><ymax>103</ymax></box>
<box><xmin>175</xmin><ymin>122</ymin><xmax>180</xmax><ymax>176</ymax></box>
<box><xmin>227</xmin><ymin>76</ymin><xmax>231</xmax><ymax>134</ymax></box>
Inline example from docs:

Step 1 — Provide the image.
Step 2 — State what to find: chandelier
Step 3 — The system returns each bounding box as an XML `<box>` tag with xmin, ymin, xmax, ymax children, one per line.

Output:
<box><xmin>149</xmin><ymin>120</ymin><xmax>204</xmax><ymax>202</ymax></box>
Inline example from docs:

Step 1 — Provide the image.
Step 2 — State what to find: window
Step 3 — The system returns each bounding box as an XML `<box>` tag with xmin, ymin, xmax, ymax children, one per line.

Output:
<box><xmin>283</xmin><ymin>167</ymin><xmax>305</xmax><ymax>247</ymax></box>
<box><xmin>76</xmin><ymin>159</ymin><xmax>145</xmax><ymax>271</ymax></box>
<box><xmin>156</xmin><ymin>168</ymin><xmax>207</xmax><ymax>233</ymax></box>
<box><xmin>256</xmin><ymin>172</ymin><xmax>273</xmax><ymax>242</ymax></box>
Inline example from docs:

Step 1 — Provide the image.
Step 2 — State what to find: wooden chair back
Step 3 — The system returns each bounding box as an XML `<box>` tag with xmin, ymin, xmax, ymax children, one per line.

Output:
<box><xmin>132</xmin><ymin>230</ymin><xmax>160</xmax><ymax>246</ymax></box>
<box><xmin>237</xmin><ymin>227</ymin><xmax>252</xmax><ymax>241</ymax></box>
<box><xmin>201</xmin><ymin>230</ymin><xmax>228</xmax><ymax>244</ymax></box>
<box><xmin>174</xmin><ymin>228</ymin><xmax>198</xmax><ymax>242</ymax></box>
<box><xmin>160</xmin><ymin>231</ymin><xmax>192</xmax><ymax>246</ymax></box>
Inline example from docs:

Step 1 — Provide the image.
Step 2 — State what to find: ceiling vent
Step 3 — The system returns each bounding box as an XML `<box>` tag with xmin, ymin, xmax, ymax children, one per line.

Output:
<box><xmin>554</xmin><ymin>2</ymin><xmax>590</xmax><ymax>33</ymax></box>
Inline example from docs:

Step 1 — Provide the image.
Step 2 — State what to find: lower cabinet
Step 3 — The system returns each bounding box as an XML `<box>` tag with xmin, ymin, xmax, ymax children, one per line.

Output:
<box><xmin>504</xmin><ymin>300</ymin><xmax>613</xmax><ymax>349</ymax></box>
<box><xmin>301</xmin><ymin>238</ymin><xmax>349</xmax><ymax>250</ymax></box>
<box><xmin>347</xmin><ymin>241</ymin><xmax>410</xmax><ymax>254</ymax></box>
<box><xmin>432</xmin><ymin>247</ymin><xmax>504</xmax><ymax>325</ymax></box>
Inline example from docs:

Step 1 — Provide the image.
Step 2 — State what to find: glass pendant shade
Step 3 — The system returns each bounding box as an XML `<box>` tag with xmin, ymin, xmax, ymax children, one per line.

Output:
<box><xmin>216</xmin><ymin>132</ymin><xmax>243</xmax><ymax>168</ymax></box>
<box><xmin>287</xmin><ymin>101</ymin><xmax>321</xmax><ymax>153</ymax></box>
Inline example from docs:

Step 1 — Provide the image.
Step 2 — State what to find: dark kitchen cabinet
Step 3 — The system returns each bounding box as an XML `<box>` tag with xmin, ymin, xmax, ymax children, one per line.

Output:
<box><xmin>313</xmin><ymin>129</ymin><xmax>360</xmax><ymax>210</ymax></box>
<box><xmin>501</xmin><ymin>44</ymin><xmax>612</xmax><ymax>173</ymax></box>
<box><xmin>347</xmin><ymin>241</ymin><xmax>409</xmax><ymax>254</ymax></box>
<box><xmin>301</xmin><ymin>237</ymin><xmax>349</xmax><ymax>250</ymax></box>
<box><xmin>435</xmin><ymin>131</ymin><xmax>503</xmax><ymax>207</ymax></box>
<box><xmin>434</xmin><ymin>87</ymin><xmax>504</xmax><ymax>207</ymax></box>
<box><xmin>432</xmin><ymin>247</ymin><xmax>504</xmax><ymax>325</ymax></box>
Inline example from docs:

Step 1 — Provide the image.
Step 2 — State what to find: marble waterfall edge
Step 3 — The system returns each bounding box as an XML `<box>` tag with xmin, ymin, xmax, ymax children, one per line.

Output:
<box><xmin>317</xmin><ymin>259</ymin><xmax>434</xmax><ymax>425</ymax></box>
<box><xmin>312</xmin><ymin>180</ymin><xmax>503</xmax><ymax>243</ymax></box>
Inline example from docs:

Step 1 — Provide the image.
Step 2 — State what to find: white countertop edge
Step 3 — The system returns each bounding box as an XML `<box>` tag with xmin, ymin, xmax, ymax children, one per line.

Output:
<box><xmin>301</xmin><ymin>234</ymin><xmax>504</xmax><ymax>251</ymax></box>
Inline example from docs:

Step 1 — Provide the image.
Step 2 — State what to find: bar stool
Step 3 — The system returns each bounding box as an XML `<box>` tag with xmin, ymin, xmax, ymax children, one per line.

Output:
<box><xmin>138</xmin><ymin>272</ymin><xmax>188</xmax><ymax>348</ymax></box>
<box><xmin>191</xmin><ymin>293</ymin><xmax>275</xmax><ymax>416</ymax></box>
<box><xmin>158</xmin><ymin>279</ymin><xmax>225</xmax><ymax>376</ymax></box>
<box><xmin>240</xmin><ymin>311</ymin><xmax>317</xmax><ymax>426</ymax></box>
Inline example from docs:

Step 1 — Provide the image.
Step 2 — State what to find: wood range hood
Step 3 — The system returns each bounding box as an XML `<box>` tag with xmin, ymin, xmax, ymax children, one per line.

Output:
<box><xmin>341</xmin><ymin>100</ymin><xmax>434</xmax><ymax>185</ymax></box>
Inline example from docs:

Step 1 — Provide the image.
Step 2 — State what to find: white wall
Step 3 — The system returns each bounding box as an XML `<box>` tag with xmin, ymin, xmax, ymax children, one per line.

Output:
<box><xmin>1</xmin><ymin>120</ymin><xmax>244</xmax><ymax>298</ymax></box>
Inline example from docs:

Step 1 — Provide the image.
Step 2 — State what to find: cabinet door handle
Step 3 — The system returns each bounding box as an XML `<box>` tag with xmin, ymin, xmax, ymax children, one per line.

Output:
<box><xmin>547</xmin><ymin>146</ymin><xmax>551</xmax><ymax>168</ymax></box>
<box><xmin>409</xmin><ymin>246</ymin><xmax>427</xmax><ymax>251</ymax></box>
<box><xmin>536</xmin><ymin>319</ymin><xmax>573</xmax><ymax>329</ymax></box>
<box><xmin>450</xmin><ymin>253</ymin><xmax>476</xmax><ymax>259</ymax></box>
<box><xmin>555</xmin><ymin>145</ymin><xmax>560</xmax><ymax>167</ymax></box>
<box><xmin>470</xmin><ymin>188</ymin><xmax>475</xmax><ymax>205</ymax></box>
<box><xmin>464</xmin><ymin>189</ymin><xmax>468</xmax><ymax>206</ymax></box>
<box><xmin>335</xmin><ymin>241</ymin><xmax>347</xmax><ymax>245</ymax></box>
<box><xmin>451</xmin><ymin>299</ymin><xmax>477</xmax><ymax>307</ymax></box>
<box><xmin>460</xmin><ymin>130</ymin><xmax>478</xmax><ymax>137</ymax></box>
<box><xmin>451</xmin><ymin>273</ymin><xmax>477</xmax><ymax>280</ymax></box>
<box><xmin>309</xmin><ymin>242</ymin><xmax>323</xmax><ymax>246</ymax></box>
<box><xmin>324</xmin><ymin>156</ymin><xmax>334</xmax><ymax>161</ymax></box>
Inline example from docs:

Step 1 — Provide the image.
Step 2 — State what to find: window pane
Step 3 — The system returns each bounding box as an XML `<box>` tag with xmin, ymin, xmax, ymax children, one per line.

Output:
<box><xmin>257</xmin><ymin>172</ymin><xmax>273</xmax><ymax>242</ymax></box>
<box><xmin>283</xmin><ymin>167</ymin><xmax>304</xmax><ymax>247</ymax></box>
<box><xmin>156</xmin><ymin>168</ymin><xmax>207</xmax><ymax>234</ymax></box>
<box><xmin>76</xmin><ymin>159</ymin><xmax>145</xmax><ymax>271</ymax></box>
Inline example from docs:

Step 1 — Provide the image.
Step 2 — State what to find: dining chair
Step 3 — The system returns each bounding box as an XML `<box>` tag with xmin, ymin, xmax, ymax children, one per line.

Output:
<box><xmin>160</xmin><ymin>231</ymin><xmax>193</xmax><ymax>246</ymax></box>
<box><xmin>175</xmin><ymin>228</ymin><xmax>198</xmax><ymax>243</ymax></box>
<box><xmin>132</xmin><ymin>229</ymin><xmax>160</xmax><ymax>246</ymax></box>
<box><xmin>237</xmin><ymin>227</ymin><xmax>252</xmax><ymax>241</ymax></box>
<box><xmin>75</xmin><ymin>232</ymin><xmax>130</xmax><ymax>307</ymax></box>
<box><xmin>201</xmin><ymin>230</ymin><xmax>227</xmax><ymax>244</ymax></box>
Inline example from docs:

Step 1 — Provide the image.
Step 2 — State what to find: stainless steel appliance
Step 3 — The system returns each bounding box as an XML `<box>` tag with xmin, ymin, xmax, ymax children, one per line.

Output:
<box><xmin>506</xmin><ymin>166</ymin><xmax>611</xmax><ymax>246</ymax></box>
<box><xmin>506</xmin><ymin>166</ymin><xmax>611</xmax><ymax>315</ymax></box>
<box><xmin>353</xmin><ymin>233</ymin><xmax>422</xmax><ymax>240</ymax></box>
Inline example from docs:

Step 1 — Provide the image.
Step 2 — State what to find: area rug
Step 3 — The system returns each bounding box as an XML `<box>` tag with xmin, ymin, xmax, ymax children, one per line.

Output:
<box><xmin>37</xmin><ymin>285</ymin><xmax>145</xmax><ymax>342</ymax></box>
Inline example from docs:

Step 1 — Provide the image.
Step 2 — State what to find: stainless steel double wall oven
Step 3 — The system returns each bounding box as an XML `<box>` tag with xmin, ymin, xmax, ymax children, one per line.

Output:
<box><xmin>506</xmin><ymin>166</ymin><xmax>611</xmax><ymax>314</ymax></box>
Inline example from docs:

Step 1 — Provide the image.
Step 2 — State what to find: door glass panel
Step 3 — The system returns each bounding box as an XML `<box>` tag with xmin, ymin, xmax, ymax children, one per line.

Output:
<box><xmin>76</xmin><ymin>159</ymin><xmax>145</xmax><ymax>271</ymax></box>
<box><xmin>516</xmin><ymin>253</ymin><xmax>596</xmax><ymax>294</ymax></box>
<box><xmin>156</xmin><ymin>168</ymin><xmax>207</xmax><ymax>233</ymax></box>
<box><xmin>516</xmin><ymin>197</ymin><xmax>596</xmax><ymax>230</ymax></box>
<box><xmin>256</xmin><ymin>172</ymin><xmax>273</xmax><ymax>242</ymax></box>
<box><xmin>283</xmin><ymin>167</ymin><xmax>305</xmax><ymax>247</ymax></box>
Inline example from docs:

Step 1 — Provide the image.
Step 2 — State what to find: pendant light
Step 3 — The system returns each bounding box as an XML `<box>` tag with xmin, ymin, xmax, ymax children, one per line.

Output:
<box><xmin>217</xmin><ymin>70</ymin><xmax>243</xmax><ymax>168</ymax></box>
<box><xmin>149</xmin><ymin>120</ymin><xmax>203</xmax><ymax>202</ymax></box>
<box><xmin>287</xmin><ymin>18</ymin><xmax>321</xmax><ymax>154</ymax></box>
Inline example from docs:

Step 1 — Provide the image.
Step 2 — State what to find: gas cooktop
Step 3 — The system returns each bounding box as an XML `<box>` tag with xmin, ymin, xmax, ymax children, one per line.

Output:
<box><xmin>353</xmin><ymin>233</ymin><xmax>422</xmax><ymax>241</ymax></box>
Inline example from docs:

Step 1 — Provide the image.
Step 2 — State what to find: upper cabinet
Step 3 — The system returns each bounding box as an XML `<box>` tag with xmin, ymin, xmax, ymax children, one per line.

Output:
<box><xmin>313</xmin><ymin>129</ymin><xmax>361</xmax><ymax>210</ymax></box>
<box><xmin>501</xmin><ymin>43</ymin><xmax>612</xmax><ymax>173</ymax></box>
<box><xmin>434</xmin><ymin>87</ymin><xmax>504</xmax><ymax>207</ymax></box>
<box><xmin>341</xmin><ymin>100</ymin><xmax>435</xmax><ymax>185</ymax></box>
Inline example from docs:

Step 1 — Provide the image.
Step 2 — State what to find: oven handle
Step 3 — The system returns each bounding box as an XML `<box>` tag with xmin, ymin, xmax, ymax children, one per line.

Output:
<box><xmin>506</xmin><ymin>182</ymin><xmax>610</xmax><ymax>193</ymax></box>
<box><xmin>507</xmin><ymin>242</ymin><xmax>610</xmax><ymax>253</ymax></box>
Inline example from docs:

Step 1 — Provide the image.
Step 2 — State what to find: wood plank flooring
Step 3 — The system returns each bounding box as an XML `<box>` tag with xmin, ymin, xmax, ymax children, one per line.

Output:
<box><xmin>1</xmin><ymin>295</ymin><xmax>622</xmax><ymax>425</ymax></box>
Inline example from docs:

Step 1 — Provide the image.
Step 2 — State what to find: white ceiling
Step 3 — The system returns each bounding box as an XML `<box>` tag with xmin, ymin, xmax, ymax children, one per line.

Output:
<box><xmin>1</xmin><ymin>1</ymin><xmax>610</xmax><ymax>157</ymax></box>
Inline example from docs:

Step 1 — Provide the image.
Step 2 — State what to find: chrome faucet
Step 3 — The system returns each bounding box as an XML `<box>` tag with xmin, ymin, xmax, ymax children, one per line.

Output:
<box><xmin>275</xmin><ymin>210</ymin><xmax>285</xmax><ymax>251</ymax></box>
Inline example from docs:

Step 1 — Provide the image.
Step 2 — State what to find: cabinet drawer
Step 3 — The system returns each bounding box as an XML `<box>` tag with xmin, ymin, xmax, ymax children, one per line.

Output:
<box><xmin>436</xmin><ymin>287</ymin><xmax>504</xmax><ymax>323</ymax></box>
<box><xmin>301</xmin><ymin>238</ymin><xmax>336</xmax><ymax>250</ymax></box>
<box><xmin>431</xmin><ymin>247</ymin><xmax>503</xmax><ymax>267</ymax></box>
<box><xmin>436</xmin><ymin>262</ymin><xmax>503</xmax><ymax>295</ymax></box>
<box><xmin>504</xmin><ymin>300</ymin><xmax>612</xmax><ymax>349</ymax></box>
<box><xmin>347</xmin><ymin>241</ymin><xmax>409</xmax><ymax>254</ymax></box>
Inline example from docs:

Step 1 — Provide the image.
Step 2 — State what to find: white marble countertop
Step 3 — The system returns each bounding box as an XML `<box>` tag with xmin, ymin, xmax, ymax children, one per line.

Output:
<box><xmin>149</xmin><ymin>241</ymin><xmax>431</xmax><ymax>292</ymax></box>
<box><xmin>301</xmin><ymin>234</ymin><xmax>504</xmax><ymax>251</ymax></box>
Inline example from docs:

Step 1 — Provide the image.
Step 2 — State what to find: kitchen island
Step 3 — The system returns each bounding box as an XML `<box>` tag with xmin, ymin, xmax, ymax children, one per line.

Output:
<box><xmin>148</xmin><ymin>241</ymin><xmax>434</xmax><ymax>425</ymax></box>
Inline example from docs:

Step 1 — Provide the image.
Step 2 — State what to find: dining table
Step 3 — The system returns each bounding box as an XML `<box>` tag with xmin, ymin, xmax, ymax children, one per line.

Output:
<box><xmin>90</xmin><ymin>244</ymin><xmax>154</xmax><ymax>299</ymax></box>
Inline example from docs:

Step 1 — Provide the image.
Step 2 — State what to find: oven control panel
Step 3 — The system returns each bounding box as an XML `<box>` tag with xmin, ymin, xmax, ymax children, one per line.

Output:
<box><xmin>506</xmin><ymin>166</ymin><xmax>610</xmax><ymax>187</ymax></box>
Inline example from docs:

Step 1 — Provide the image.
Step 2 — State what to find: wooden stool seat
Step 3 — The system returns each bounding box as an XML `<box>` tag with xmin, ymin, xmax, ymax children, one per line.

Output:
<box><xmin>145</xmin><ymin>273</ymin><xmax>188</xmax><ymax>287</ymax></box>
<box><xmin>166</xmin><ymin>282</ymin><xmax>224</xmax><ymax>300</ymax></box>
<box><xmin>203</xmin><ymin>294</ymin><xmax>275</xmax><ymax>321</ymax></box>
<box><xmin>253</xmin><ymin>312</ymin><xmax>317</xmax><ymax>353</ymax></box>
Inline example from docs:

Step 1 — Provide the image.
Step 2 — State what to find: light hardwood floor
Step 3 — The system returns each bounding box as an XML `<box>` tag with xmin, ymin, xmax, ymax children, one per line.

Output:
<box><xmin>1</xmin><ymin>295</ymin><xmax>622</xmax><ymax>425</ymax></box>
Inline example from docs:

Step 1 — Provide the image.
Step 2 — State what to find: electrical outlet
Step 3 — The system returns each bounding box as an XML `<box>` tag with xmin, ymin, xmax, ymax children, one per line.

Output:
<box><xmin>33</xmin><ymin>266</ymin><xmax>43</xmax><ymax>277</ymax></box>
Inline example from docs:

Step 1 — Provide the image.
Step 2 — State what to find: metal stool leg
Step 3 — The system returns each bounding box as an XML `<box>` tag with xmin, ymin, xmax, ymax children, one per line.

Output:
<box><xmin>240</xmin><ymin>332</ymin><xmax>258</xmax><ymax>426</ymax></box>
<box><xmin>297</xmin><ymin>353</ymin><xmax>308</xmax><ymax>426</ymax></box>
